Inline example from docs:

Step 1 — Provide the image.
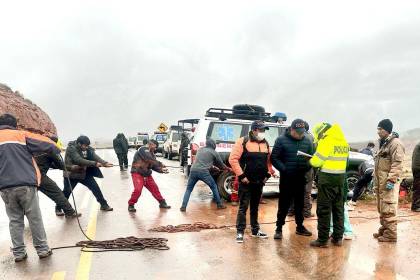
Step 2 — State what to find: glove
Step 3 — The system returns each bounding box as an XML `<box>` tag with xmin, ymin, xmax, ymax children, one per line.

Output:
<box><xmin>386</xmin><ymin>182</ymin><xmax>394</xmax><ymax>190</ymax></box>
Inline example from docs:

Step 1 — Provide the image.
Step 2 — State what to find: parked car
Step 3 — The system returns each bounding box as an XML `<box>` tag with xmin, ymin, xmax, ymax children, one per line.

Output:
<box><xmin>136</xmin><ymin>132</ymin><xmax>149</xmax><ymax>148</ymax></box>
<box><xmin>163</xmin><ymin>126</ymin><xmax>181</xmax><ymax>160</ymax></box>
<box><xmin>128</xmin><ymin>136</ymin><xmax>137</xmax><ymax>148</ymax></box>
<box><xmin>152</xmin><ymin>132</ymin><xmax>168</xmax><ymax>154</ymax></box>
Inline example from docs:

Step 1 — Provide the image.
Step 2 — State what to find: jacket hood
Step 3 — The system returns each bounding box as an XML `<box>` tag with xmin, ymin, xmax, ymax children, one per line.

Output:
<box><xmin>205</xmin><ymin>138</ymin><xmax>216</xmax><ymax>150</ymax></box>
<box><xmin>323</xmin><ymin>124</ymin><xmax>346</xmax><ymax>141</ymax></box>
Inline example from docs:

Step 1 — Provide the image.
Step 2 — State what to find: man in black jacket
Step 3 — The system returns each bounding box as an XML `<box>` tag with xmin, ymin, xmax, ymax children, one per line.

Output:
<box><xmin>33</xmin><ymin>136</ymin><xmax>81</xmax><ymax>218</ymax></box>
<box><xmin>61</xmin><ymin>136</ymin><xmax>114</xmax><ymax>212</ymax></box>
<box><xmin>113</xmin><ymin>133</ymin><xmax>129</xmax><ymax>171</ymax></box>
<box><xmin>270</xmin><ymin>119</ymin><xmax>314</xmax><ymax>240</ymax></box>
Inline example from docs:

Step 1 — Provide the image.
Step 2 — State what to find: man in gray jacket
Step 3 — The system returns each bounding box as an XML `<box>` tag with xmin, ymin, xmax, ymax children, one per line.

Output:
<box><xmin>180</xmin><ymin>138</ymin><xmax>228</xmax><ymax>211</ymax></box>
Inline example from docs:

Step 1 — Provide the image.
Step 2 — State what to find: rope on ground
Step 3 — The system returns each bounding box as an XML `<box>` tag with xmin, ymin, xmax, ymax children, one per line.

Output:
<box><xmin>52</xmin><ymin>237</ymin><xmax>169</xmax><ymax>252</ymax></box>
<box><xmin>148</xmin><ymin>214</ymin><xmax>419</xmax><ymax>233</ymax></box>
<box><xmin>149</xmin><ymin>222</ymin><xmax>226</xmax><ymax>233</ymax></box>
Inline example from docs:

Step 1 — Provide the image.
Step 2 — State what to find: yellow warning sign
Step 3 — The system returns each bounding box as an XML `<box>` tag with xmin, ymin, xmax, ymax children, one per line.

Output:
<box><xmin>158</xmin><ymin>123</ymin><xmax>168</xmax><ymax>133</ymax></box>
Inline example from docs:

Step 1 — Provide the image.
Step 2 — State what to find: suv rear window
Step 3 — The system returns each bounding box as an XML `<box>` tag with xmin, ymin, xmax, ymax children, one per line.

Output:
<box><xmin>264</xmin><ymin>126</ymin><xmax>287</xmax><ymax>146</ymax></box>
<box><xmin>208</xmin><ymin>122</ymin><xmax>246</xmax><ymax>143</ymax></box>
<box><xmin>154</xmin><ymin>134</ymin><xmax>167</xmax><ymax>142</ymax></box>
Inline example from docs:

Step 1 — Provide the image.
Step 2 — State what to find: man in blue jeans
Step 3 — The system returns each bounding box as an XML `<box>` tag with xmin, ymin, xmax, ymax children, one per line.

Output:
<box><xmin>180</xmin><ymin>138</ymin><xmax>228</xmax><ymax>211</ymax></box>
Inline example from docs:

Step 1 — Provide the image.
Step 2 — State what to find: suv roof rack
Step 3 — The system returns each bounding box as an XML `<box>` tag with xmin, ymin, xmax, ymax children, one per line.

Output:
<box><xmin>177</xmin><ymin>119</ymin><xmax>199</xmax><ymax>132</ymax></box>
<box><xmin>205</xmin><ymin>108</ymin><xmax>279</xmax><ymax>123</ymax></box>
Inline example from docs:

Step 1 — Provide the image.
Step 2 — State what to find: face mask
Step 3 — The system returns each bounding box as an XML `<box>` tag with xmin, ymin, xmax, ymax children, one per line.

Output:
<box><xmin>256</xmin><ymin>132</ymin><xmax>265</xmax><ymax>141</ymax></box>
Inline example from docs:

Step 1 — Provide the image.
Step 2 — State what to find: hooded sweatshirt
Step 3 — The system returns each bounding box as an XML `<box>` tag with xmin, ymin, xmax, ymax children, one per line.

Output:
<box><xmin>191</xmin><ymin>138</ymin><xmax>227</xmax><ymax>172</ymax></box>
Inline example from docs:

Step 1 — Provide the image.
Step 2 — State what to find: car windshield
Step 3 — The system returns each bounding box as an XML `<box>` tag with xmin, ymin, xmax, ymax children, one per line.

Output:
<box><xmin>137</xmin><ymin>135</ymin><xmax>149</xmax><ymax>142</ymax></box>
<box><xmin>129</xmin><ymin>137</ymin><xmax>136</xmax><ymax>142</ymax></box>
<box><xmin>209</xmin><ymin>122</ymin><xmax>244</xmax><ymax>143</ymax></box>
<box><xmin>154</xmin><ymin>134</ymin><xmax>167</xmax><ymax>142</ymax></box>
<box><xmin>172</xmin><ymin>132</ymin><xmax>180</xmax><ymax>142</ymax></box>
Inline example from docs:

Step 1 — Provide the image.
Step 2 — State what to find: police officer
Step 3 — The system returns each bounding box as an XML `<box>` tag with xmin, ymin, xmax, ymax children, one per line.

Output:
<box><xmin>309</xmin><ymin>123</ymin><xmax>349</xmax><ymax>247</ymax></box>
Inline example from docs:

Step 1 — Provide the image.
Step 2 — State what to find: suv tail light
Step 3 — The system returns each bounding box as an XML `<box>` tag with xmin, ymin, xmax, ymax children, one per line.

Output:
<box><xmin>191</xmin><ymin>143</ymin><xmax>199</xmax><ymax>155</ymax></box>
<box><xmin>191</xmin><ymin>143</ymin><xmax>199</xmax><ymax>163</ymax></box>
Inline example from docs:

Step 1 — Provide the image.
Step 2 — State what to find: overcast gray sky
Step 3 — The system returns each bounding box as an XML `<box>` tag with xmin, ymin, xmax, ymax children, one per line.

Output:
<box><xmin>1</xmin><ymin>0</ymin><xmax>419</xmax><ymax>142</ymax></box>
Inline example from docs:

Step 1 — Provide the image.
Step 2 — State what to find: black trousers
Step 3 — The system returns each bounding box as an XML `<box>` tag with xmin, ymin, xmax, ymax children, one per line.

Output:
<box><xmin>412</xmin><ymin>172</ymin><xmax>420</xmax><ymax>210</ymax></box>
<box><xmin>62</xmin><ymin>176</ymin><xmax>108</xmax><ymax>207</ymax></box>
<box><xmin>352</xmin><ymin>171</ymin><xmax>373</xmax><ymax>202</ymax></box>
<box><xmin>276</xmin><ymin>174</ymin><xmax>306</xmax><ymax>229</ymax></box>
<box><xmin>116</xmin><ymin>153</ymin><xmax>128</xmax><ymax>169</ymax></box>
<box><xmin>39</xmin><ymin>175</ymin><xmax>75</xmax><ymax>215</ymax></box>
<box><xmin>317</xmin><ymin>172</ymin><xmax>345</xmax><ymax>243</ymax></box>
<box><xmin>236</xmin><ymin>182</ymin><xmax>263</xmax><ymax>234</ymax></box>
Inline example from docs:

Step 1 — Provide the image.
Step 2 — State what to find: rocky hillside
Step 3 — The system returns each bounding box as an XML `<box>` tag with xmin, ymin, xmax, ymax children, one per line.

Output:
<box><xmin>0</xmin><ymin>83</ymin><xmax>57</xmax><ymax>136</ymax></box>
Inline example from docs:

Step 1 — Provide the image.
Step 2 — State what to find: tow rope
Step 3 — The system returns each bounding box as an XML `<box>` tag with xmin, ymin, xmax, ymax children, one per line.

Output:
<box><xmin>51</xmin><ymin>155</ymin><xmax>169</xmax><ymax>252</ymax></box>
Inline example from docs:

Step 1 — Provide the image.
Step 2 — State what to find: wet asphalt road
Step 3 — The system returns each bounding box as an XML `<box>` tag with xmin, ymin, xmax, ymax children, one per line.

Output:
<box><xmin>1</xmin><ymin>149</ymin><xmax>420</xmax><ymax>280</ymax></box>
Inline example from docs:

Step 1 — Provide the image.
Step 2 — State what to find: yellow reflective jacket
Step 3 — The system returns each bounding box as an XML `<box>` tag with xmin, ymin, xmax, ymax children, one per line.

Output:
<box><xmin>310</xmin><ymin>124</ymin><xmax>349</xmax><ymax>174</ymax></box>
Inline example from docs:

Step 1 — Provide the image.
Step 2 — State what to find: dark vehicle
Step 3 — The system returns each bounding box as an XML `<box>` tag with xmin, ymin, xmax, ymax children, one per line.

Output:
<box><xmin>311</xmin><ymin>150</ymin><xmax>374</xmax><ymax>199</ymax></box>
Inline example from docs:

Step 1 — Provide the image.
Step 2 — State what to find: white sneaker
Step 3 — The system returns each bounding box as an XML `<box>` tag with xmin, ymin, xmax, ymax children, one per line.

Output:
<box><xmin>348</xmin><ymin>200</ymin><xmax>357</xmax><ymax>206</ymax></box>
<box><xmin>344</xmin><ymin>234</ymin><xmax>353</xmax><ymax>240</ymax></box>
<box><xmin>347</xmin><ymin>203</ymin><xmax>355</xmax><ymax>211</ymax></box>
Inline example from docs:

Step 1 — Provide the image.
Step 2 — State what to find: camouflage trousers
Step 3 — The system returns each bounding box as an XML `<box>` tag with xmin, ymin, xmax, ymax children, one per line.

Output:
<box><xmin>376</xmin><ymin>183</ymin><xmax>399</xmax><ymax>239</ymax></box>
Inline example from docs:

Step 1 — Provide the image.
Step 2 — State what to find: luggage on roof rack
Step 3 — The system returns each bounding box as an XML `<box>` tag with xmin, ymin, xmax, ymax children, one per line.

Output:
<box><xmin>205</xmin><ymin>107</ymin><xmax>279</xmax><ymax>122</ymax></box>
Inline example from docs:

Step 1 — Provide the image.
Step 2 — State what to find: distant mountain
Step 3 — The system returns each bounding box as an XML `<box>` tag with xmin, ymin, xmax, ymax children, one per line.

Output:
<box><xmin>403</xmin><ymin>128</ymin><xmax>420</xmax><ymax>140</ymax></box>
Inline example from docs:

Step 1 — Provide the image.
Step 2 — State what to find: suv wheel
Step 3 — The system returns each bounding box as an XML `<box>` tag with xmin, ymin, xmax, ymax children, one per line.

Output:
<box><xmin>216</xmin><ymin>170</ymin><xmax>235</xmax><ymax>201</ymax></box>
<box><xmin>346</xmin><ymin>171</ymin><xmax>360</xmax><ymax>200</ymax></box>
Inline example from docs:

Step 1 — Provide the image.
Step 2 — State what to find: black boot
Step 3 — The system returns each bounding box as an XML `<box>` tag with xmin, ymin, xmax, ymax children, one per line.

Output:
<box><xmin>159</xmin><ymin>199</ymin><xmax>171</xmax><ymax>209</ymax></box>
<box><xmin>128</xmin><ymin>205</ymin><xmax>136</xmax><ymax>212</ymax></box>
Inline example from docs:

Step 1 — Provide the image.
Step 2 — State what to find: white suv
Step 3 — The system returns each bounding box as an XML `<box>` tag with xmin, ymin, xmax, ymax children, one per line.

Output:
<box><xmin>163</xmin><ymin>128</ymin><xmax>181</xmax><ymax>160</ymax></box>
<box><xmin>184</xmin><ymin>106</ymin><xmax>288</xmax><ymax>201</ymax></box>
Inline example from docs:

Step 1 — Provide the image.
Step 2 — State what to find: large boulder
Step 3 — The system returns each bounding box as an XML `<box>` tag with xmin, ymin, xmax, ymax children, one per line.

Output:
<box><xmin>0</xmin><ymin>83</ymin><xmax>57</xmax><ymax>136</ymax></box>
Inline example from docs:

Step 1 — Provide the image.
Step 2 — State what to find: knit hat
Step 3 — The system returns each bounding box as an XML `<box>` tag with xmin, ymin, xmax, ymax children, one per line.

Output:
<box><xmin>377</xmin><ymin>119</ymin><xmax>393</xmax><ymax>133</ymax></box>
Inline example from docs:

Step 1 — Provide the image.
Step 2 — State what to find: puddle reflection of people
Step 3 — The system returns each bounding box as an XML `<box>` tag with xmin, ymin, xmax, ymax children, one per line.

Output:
<box><xmin>374</xmin><ymin>244</ymin><xmax>397</xmax><ymax>279</ymax></box>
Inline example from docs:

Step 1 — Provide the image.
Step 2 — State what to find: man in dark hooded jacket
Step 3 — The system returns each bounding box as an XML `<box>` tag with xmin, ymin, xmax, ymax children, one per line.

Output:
<box><xmin>180</xmin><ymin>138</ymin><xmax>228</xmax><ymax>211</ymax></box>
<box><xmin>61</xmin><ymin>135</ymin><xmax>114</xmax><ymax>212</ymax></box>
<box><xmin>33</xmin><ymin>136</ymin><xmax>81</xmax><ymax>218</ymax></box>
<box><xmin>411</xmin><ymin>142</ymin><xmax>420</xmax><ymax>212</ymax></box>
<box><xmin>113</xmin><ymin>133</ymin><xmax>129</xmax><ymax>171</ymax></box>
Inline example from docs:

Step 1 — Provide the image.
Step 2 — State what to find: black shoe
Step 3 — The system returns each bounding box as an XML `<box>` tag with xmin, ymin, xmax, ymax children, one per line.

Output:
<box><xmin>251</xmin><ymin>231</ymin><xmax>268</xmax><ymax>239</ymax></box>
<box><xmin>100</xmin><ymin>204</ymin><xmax>113</xmax><ymax>211</ymax></box>
<box><xmin>14</xmin><ymin>254</ymin><xmax>28</xmax><ymax>263</ymax></box>
<box><xmin>128</xmin><ymin>205</ymin><xmax>136</xmax><ymax>212</ymax></box>
<box><xmin>274</xmin><ymin>231</ymin><xmax>283</xmax><ymax>240</ymax></box>
<box><xmin>310</xmin><ymin>240</ymin><xmax>328</xmax><ymax>248</ymax></box>
<box><xmin>296</xmin><ymin>226</ymin><xmax>312</xmax><ymax>236</ymax></box>
<box><xmin>159</xmin><ymin>199</ymin><xmax>171</xmax><ymax>209</ymax></box>
<box><xmin>55</xmin><ymin>208</ymin><xmax>64</xmax><ymax>216</ymax></box>
<box><xmin>331</xmin><ymin>238</ymin><xmax>343</xmax><ymax>246</ymax></box>
<box><xmin>287</xmin><ymin>212</ymin><xmax>294</xmax><ymax>217</ymax></box>
<box><xmin>38</xmin><ymin>250</ymin><xmax>53</xmax><ymax>259</ymax></box>
<box><xmin>236</xmin><ymin>233</ymin><xmax>244</xmax><ymax>243</ymax></box>
<box><xmin>217</xmin><ymin>204</ymin><xmax>227</xmax><ymax>209</ymax></box>
<box><xmin>65</xmin><ymin>211</ymin><xmax>82</xmax><ymax>218</ymax></box>
<box><xmin>180</xmin><ymin>207</ymin><xmax>186</xmax><ymax>212</ymax></box>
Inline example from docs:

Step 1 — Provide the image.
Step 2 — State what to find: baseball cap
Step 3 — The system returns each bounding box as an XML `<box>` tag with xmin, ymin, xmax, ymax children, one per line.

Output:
<box><xmin>291</xmin><ymin>119</ymin><xmax>306</xmax><ymax>134</ymax></box>
<box><xmin>251</xmin><ymin>120</ymin><xmax>269</xmax><ymax>131</ymax></box>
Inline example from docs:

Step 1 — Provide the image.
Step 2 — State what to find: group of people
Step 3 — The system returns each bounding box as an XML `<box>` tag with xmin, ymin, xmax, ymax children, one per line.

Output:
<box><xmin>0</xmin><ymin>111</ymin><xmax>415</xmax><ymax>262</ymax></box>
